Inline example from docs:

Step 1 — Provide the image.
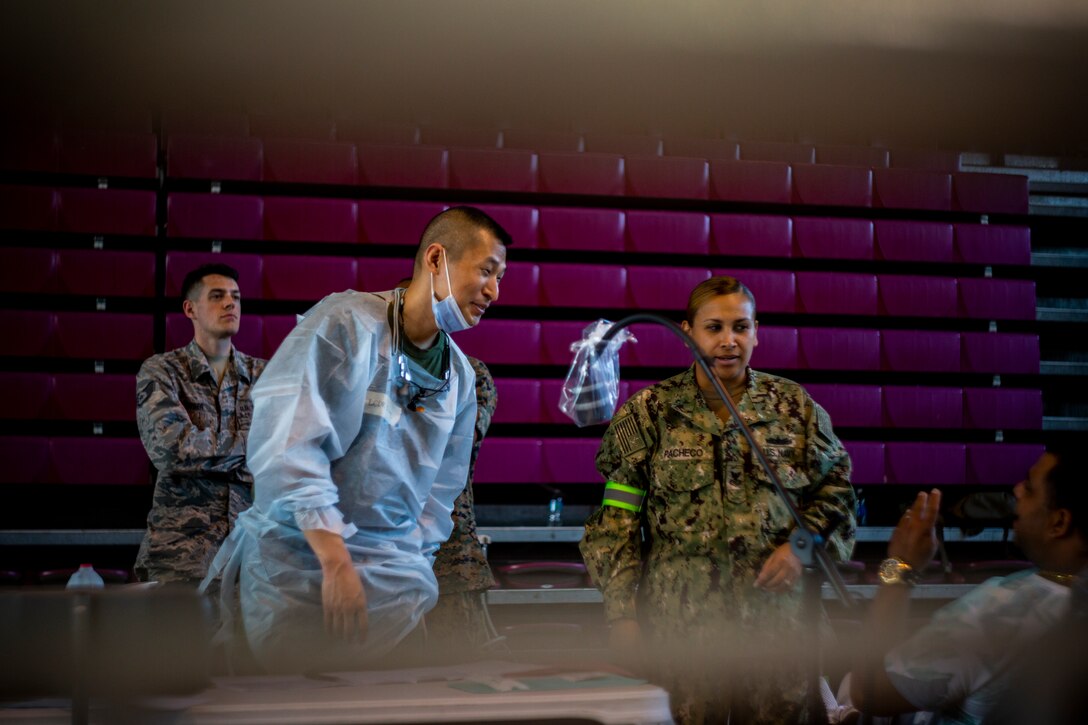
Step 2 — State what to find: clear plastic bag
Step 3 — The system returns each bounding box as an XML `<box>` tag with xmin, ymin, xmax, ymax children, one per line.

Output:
<box><xmin>559</xmin><ymin>319</ymin><xmax>636</xmax><ymax>427</ymax></box>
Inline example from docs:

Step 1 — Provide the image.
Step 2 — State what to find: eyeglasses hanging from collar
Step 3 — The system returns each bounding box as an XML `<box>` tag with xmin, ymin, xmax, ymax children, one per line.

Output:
<box><xmin>392</xmin><ymin>287</ymin><xmax>451</xmax><ymax>412</ymax></box>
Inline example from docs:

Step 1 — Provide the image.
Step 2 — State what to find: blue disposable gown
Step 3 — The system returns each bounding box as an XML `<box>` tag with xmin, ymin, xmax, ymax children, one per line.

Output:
<box><xmin>202</xmin><ymin>290</ymin><xmax>476</xmax><ymax>672</ymax></box>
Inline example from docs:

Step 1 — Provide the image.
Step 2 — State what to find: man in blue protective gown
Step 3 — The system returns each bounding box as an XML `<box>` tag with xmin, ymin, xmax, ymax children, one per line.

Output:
<box><xmin>202</xmin><ymin>207</ymin><xmax>510</xmax><ymax>673</ymax></box>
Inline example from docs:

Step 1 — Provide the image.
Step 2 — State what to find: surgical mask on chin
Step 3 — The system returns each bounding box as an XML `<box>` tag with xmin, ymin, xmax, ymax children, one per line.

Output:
<box><xmin>431</xmin><ymin>250</ymin><xmax>471</xmax><ymax>334</ymax></box>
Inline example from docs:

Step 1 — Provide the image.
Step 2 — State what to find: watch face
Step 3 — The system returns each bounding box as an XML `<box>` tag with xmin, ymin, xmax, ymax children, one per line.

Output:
<box><xmin>879</xmin><ymin>558</ymin><xmax>903</xmax><ymax>584</ymax></box>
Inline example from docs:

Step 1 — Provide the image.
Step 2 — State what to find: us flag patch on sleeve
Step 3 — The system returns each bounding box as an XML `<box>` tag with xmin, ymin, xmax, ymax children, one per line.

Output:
<box><xmin>613</xmin><ymin>412</ymin><xmax>648</xmax><ymax>458</ymax></box>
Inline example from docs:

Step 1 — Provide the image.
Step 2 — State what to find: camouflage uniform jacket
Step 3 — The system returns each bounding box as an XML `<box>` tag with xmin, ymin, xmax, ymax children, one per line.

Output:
<box><xmin>580</xmin><ymin>366</ymin><xmax>856</xmax><ymax>630</ymax></box>
<box><xmin>432</xmin><ymin>356</ymin><xmax>497</xmax><ymax>593</ymax></box>
<box><xmin>134</xmin><ymin>340</ymin><xmax>266</xmax><ymax>583</ymax></box>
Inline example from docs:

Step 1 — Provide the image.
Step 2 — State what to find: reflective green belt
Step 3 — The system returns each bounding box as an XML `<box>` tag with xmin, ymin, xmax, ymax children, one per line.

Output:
<box><xmin>602</xmin><ymin>481</ymin><xmax>646</xmax><ymax>512</ymax></box>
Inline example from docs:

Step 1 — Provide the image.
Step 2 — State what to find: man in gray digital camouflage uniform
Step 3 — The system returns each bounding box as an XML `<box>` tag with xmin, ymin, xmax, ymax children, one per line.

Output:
<box><xmin>134</xmin><ymin>263</ymin><xmax>266</xmax><ymax>584</ymax></box>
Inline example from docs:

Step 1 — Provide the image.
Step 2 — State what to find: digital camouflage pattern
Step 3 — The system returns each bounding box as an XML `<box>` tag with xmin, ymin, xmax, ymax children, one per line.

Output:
<box><xmin>580</xmin><ymin>366</ymin><xmax>856</xmax><ymax>725</ymax></box>
<box><xmin>432</xmin><ymin>356</ymin><xmax>497</xmax><ymax>594</ymax></box>
<box><xmin>134</xmin><ymin>340</ymin><xmax>266</xmax><ymax>584</ymax></box>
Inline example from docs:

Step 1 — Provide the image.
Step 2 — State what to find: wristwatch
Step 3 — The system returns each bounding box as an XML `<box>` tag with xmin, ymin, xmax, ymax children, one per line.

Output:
<box><xmin>878</xmin><ymin>557</ymin><xmax>920</xmax><ymax>586</ymax></box>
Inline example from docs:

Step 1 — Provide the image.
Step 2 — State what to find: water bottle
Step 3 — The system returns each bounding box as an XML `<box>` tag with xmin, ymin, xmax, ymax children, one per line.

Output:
<box><xmin>66</xmin><ymin>564</ymin><xmax>105</xmax><ymax>590</ymax></box>
<box><xmin>547</xmin><ymin>497</ymin><xmax>563</xmax><ymax>526</ymax></box>
<box><xmin>855</xmin><ymin>488</ymin><xmax>868</xmax><ymax>527</ymax></box>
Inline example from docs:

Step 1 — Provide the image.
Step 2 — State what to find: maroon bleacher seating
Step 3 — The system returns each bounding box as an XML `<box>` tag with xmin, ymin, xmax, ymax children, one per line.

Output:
<box><xmin>953</xmin><ymin>173</ymin><xmax>1029</xmax><ymax>214</ymax></box>
<box><xmin>797</xmin><ymin>272</ymin><xmax>878</xmax><ymax>315</ymax></box>
<box><xmin>791</xmin><ymin>165</ymin><xmax>873</xmax><ymax>207</ymax></box>
<box><xmin>625</xmin><ymin>211</ymin><xmax>710</xmax><ymax>255</ymax></box>
<box><xmin>0</xmin><ymin>436</ymin><xmax>51</xmax><ymax>483</ymax></box>
<box><xmin>166</xmin><ymin>135</ymin><xmax>264</xmax><ymax>182</ymax></box>
<box><xmin>162</xmin><ymin>109</ymin><xmax>249</xmax><ymax>138</ymax></box>
<box><xmin>166</xmin><ymin>313</ymin><xmax>263</xmax><ymax>358</ymax></box>
<box><xmin>963</xmin><ymin>388</ymin><xmax>1043</xmax><ymax>430</ymax></box>
<box><xmin>262</xmin><ymin>139</ymin><xmax>359</xmax><ymax>185</ymax></box>
<box><xmin>51</xmin><ymin>374</ymin><xmax>137</xmax><ymax>422</ymax></box>
<box><xmin>957</xmin><ymin>278</ymin><xmax>1036</xmax><ymax>320</ymax></box>
<box><xmin>501</xmin><ymin>129</ymin><xmax>583</xmax><ymax>153</ymax></box>
<box><xmin>0</xmin><ymin>130</ymin><xmax>58</xmax><ymax>173</ymax></box>
<box><xmin>712</xmin><ymin>268</ymin><xmax>796</xmax><ymax>313</ymax></box>
<box><xmin>961</xmin><ymin>332</ymin><xmax>1040</xmax><ymax>374</ymax></box>
<box><xmin>537</xmin><ymin>152</ymin><xmax>625</xmax><ymax>196</ymax></box>
<box><xmin>248</xmin><ymin>113</ymin><xmax>336</xmax><ymax>141</ymax></box>
<box><xmin>497</xmin><ymin>261</ymin><xmax>540</xmax><ymax>306</ymax></box>
<box><xmin>874</xmin><ymin>220</ymin><xmax>954</xmax><ymax>263</ymax></box>
<box><xmin>815</xmin><ymin>145</ymin><xmax>890</xmax><ymax>168</ymax></box>
<box><xmin>491</xmin><ymin>379</ymin><xmax>544</xmax><ymax>424</ymax></box>
<box><xmin>664</xmin><ymin>137</ymin><xmax>738</xmax><ymax>160</ymax></box>
<box><xmin>0</xmin><ymin>373</ymin><xmax>53</xmax><ymax>419</ymax></box>
<box><xmin>57</xmin><ymin>188</ymin><xmax>156</xmax><ymax>236</ymax></box>
<box><xmin>0</xmin><ymin>184</ymin><xmax>58</xmax><ymax>231</ymax></box>
<box><xmin>954</xmin><ymin>224</ymin><xmax>1031</xmax><ymax>266</ymax></box>
<box><xmin>883</xmin><ymin>386</ymin><xmax>964</xmax><ymax>428</ymax></box>
<box><xmin>626</xmin><ymin>266</ymin><xmax>711</xmax><ymax>310</ymax></box>
<box><xmin>542</xmin><ymin>438</ymin><xmax>601</xmax><ymax>483</ymax></box>
<box><xmin>878</xmin><ymin>275</ymin><xmax>958</xmax><ymax>318</ymax></box>
<box><xmin>357</xmin><ymin>144</ymin><xmax>449</xmax><ymax>188</ymax></box>
<box><xmin>739</xmin><ymin>141</ymin><xmax>815</xmax><ymax>164</ymax></box>
<box><xmin>966</xmin><ymin>443</ymin><xmax>1046</xmax><ymax>485</ymax></box>
<box><xmin>336</xmin><ymin>120</ymin><xmax>419</xmax><ymax>146</ymax></box>
<box><xmin>474</xmin><ymin>204</ymin><xmax>539</xmax><ymax>248</ymax></box>
<box><xmin>0</xmin><ymin>310</ymin><xmax>55</xmax><ymax>356</ymax></box>
<box><xmin>539</xmin><ymin>263</ymin><xmax>626</xmax><ymax>308</ymax></box>
<box><xmin>541</xmin><ymin>321</ymin><xmax>593</xmax><ymax>367</ymax></box>
<box><xmin>890</xmin><ymin>149</ymin><xmax>960</xmax><ymax>172</ymax></box>
<box><xmin>885</xmin><ymin>442</ymin><xmax>966</xmax><ymax>485</ymax></box>
<box><xmin>54</xmin><ymin>249</ymin><xmax>156</xmax><ymax>297</ymax></box>
<box><xmin>167</xmin><ymin>193</ymin><xmax>264</xmax><ymax>240</ymax></box>
<box><xmin>0</xmin><ymin>247</ymin><xmax>55</xmax><ymax>293</ymax></box>
<box><xmin>793</xmin><ymin>217</ymin><xmax>874</xmax><ymax>260</ymax></box>
<box><xmin>624</xmin><ymin>156</ymin><xmax>709</xmax><ymax>199</ymax></box>
<box><xmin>457</xmin><ymin>320</ymin><xmax>542</xmax><ymax>365</ymax></box>
<box><xmin>842</xmin><ymin>441</ymin><xmax>885</xmax><ymax>484</ymax></box>
<box><xmin>262</xmin><ymin>255</ymin><xmax>357</xmax><ymax>301</ymax></box>
<box><xmin>262</xmin><ymin>315</ymin><xmax>298</xmax><ymax>357</ymax></box>
<box><xmin>749</xmin><ymin>326</ymin><xmax>800</xmax><ymax>369</ymax></box>
<box><xmin>710</xmin><ymin>214</ymin><xmax>793</xmax><ymax>257</ymax></box>
<box><xmin>873</xmin><ymin>168</ymin><xmax>952</xmax><ymax>211</ymax></box>
<box><xmin>799</xmin><ymin>327</ymin><xmax>881</xmax><ymax>371</ymax></box>
<box><xmin>165</xmin><ymin>252</ymin><xmax>264</xmax><ymax>298</ymax></box>
<box><xmin>880</xmin><ymin>330</ymin><xmax>961</xmax><ymax>373</ymax></box>
<box><xmin>538</xmin><ymin>207</ymin><xmax>625</xmax><ymax>251</ymax></box>
<box><xmin>448</xmin><ymin>148</ymin><xmax>537</xmax><ymax>192</ymax></box>
<box><xmin>54</xmin><ymin>312</ymin><xmax>154</xmax><ymax>360</ymax></box>
<box><xmin>263</xmin><ymin>197</ymin><xmax>359</xmax><ymax>243</ymax></box>
<box><xmin>709</xmin><ymin>161</ymin><xmax>792</xmax><ymax>204</ymax></box>
<box><xmin>473</xmin><ymin>437</ymin><xmax>543</xmax><ymax>483</ymax></box>
<box><xmin>540</xmin><ymin>379</ymin><xmax>583</xmax><ymax>424</ymax></box>
<box><xmin>358</xmin><ymin>200</ymin><xmax>446</xmax><ymax>245</ymax></box>
<box><xmin>619</xmin><ymin>323</ymin><xmax>700</xmax><ymax>368</ymax></box>
<box><xmin>805</xmin><ymin>384</ymin><xmax>882</xmax><ymax>428</ymax></box>
<box><xmin>49</xmin><ymin>437</ymin><xmax>149</xmax><ymax>485</ymax></box>
<box><xmin>356</xmin><ymin>258</ymin><xmax>414</xmax><ymax>293</ymax></box>
<box><xmin>583</xmin><ymin>133</ymin><xmax>662</xmax><ymax>157</ymax></box>
<box><xmin>419</xmin><ymin>126</ymin><xmax>501</xmax><ymax>149</ymax></box>
<box><xmin>58</xmin><ymin>131</ymin><xmax>158</xmax><ymax>179</ymax></box>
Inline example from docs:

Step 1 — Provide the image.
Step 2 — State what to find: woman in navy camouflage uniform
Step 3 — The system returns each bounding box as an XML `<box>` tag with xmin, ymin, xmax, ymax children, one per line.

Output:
<box><xmin>580</xmin><ymin>276</ymin><xmax>857</xmax><ymax>724</ymax></box>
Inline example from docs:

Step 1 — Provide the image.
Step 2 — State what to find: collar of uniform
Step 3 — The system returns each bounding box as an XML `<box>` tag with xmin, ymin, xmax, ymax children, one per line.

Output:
<box><xmin>667</xmin><ymin>366</ymin><xmax>778</xmax><ymax>434</ymax></box>
<box><xmin>184</xmin><ymin>339</ymin><xmax>247</xmax><ymax>383</ymax></box>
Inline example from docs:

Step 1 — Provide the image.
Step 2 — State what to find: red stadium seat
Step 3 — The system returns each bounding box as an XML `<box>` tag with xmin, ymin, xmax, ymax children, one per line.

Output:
<box><xmin>624</xmin><ymin>156</ymin><xmax>709</xmax><ymax>199</ymax></box>
<box><xmin>539</xmin><ymin>263</ymin><xmax>626</xmax><ymax>308</ymax></box>
<box><xmin>51</xmin><ymin>373</ymin><xmax>137</xmax><ymax>422</ymax></box>
<box><xmin>815</xmin><ymin>145</ymin><xmax>890</xmax><ymax>168</ymax></box>
<box><xmin>880</xmin><ymin>329</ymin><xmax>961</xmax><ymax>373</ymax></box>
<box><xmin>541</xmin><ymin>321</ymin><xmax>595</xmax><ymax>367</ymax></box>
<box><xmin>538</xmin><ymin>207</ymin><xmax>625</xmax><ymax>252</ymax></box>
<box><xmin>0</xmin><ymin>310</ymin><xmax>56</xmax><ymax>356</ymax></box>
<box><xmin>709</xmin><ymin>161</ymin><xmax>792</xmax><ymax>204</ymax></box>
<box><xmin>842</xmin><ymin>441</ymin><xmax>885</xmax><ymax>484</ymax></box>
<box><xmin>874</xmin><ymin>220</ymin><xmax>954</xmax><ymax>263</ymax></box>
<box><xmin>885</xmin><ymin>442</ymin><xmax>966</xmax><ymax>485</ymax></box>
<box><xmin>963</xmin><ymin>388</ymin><xmax>1043</xmax><ymax>430</ymax></box>
<box><xmin>501</xmin><ymin>129</ymin><xmax>583</xmax><ymax>153</ymax></box>
<box><xmin>167</xmin><ymin>193</ymin><xmax>264</xmax><ymax>240</ymax></box>
<box><xmin>357</xmin><ymin>144</ymin><xmax>449</xmax><ymax>188</ymax></box>
<box><xmin>882</xmin><ymin>386</ymin><xmax>964</xmax><ymax>428</ymax></box>
<box><xmin>626</xmin><ymin>266</ymin><xmax>711</xmax><ymax>310</ymax></box>
<box><xmin>358</xmin><ymin>200</ymin><xmax>447</xmax><ymax>245</ymax></box>
<box><xmin>0</xmin><ymin>373</ymin><xmax>53</xmax><ymax>420</ymax></box>
<box><xmin>874</xmin><ymin>168</ymin><xmax>952</xmax><ymax>211</ymax></box>
<box><xmin>57</xmin><ymin>189</ymin><xmax>156</xmax><ymax>237</ymax></box>
<box><xmin>356</xmin><ymin>257</ymin><xmax>414</xmax><ymax>293</ymax></box>
<box><xmin>262</xmin><ymin>255</ymin><xmax>357</xmax><ymax>301</ymax></box>
<box><xmin>749</xmin><ymin>326</ymin><xmax>800</xmax><ymax>370</ymax></box>
<box><xmin>448</xmin><ymin>148</ymin><xmax>537</xmax><ymax>192</ymax></box>
<box><xmin>793</xmin><ymin>217</ymin><xmax>874</xmax><ymax>260</ymax></box>
<box><xmin>537</xmin><ymin>152</ymin><xmax>625</xmax><ymax>196</ymax></box>
<box><xmin>953</xmin><ymin>173</ymin><xmax>1029</xmax><ymax>214</ymax></box>
<box><xmin>966</xmin><ymin>443</ymin><xmax>1045</xmax><ymax>485</ymax></box>
<box><xmin>664</xmin><ymin>137</ymin><xmax>738</xmax><ymax>160</ymax></box>
<box><xmin>164</xmin><ymin>252</ymin><xmax>263</xmax><ymax>299</ymax></box>
<box><xmin>0</xmin><ymin>184</ymin><xmax>58</xmax><ymax>232</ymax></box>
<box><xmin>799</xmin><ymin>327</ymin><xmax>881</xmax><ymax>371</ymax></box>
<box><xmin>262</xmin><ymin>315</ymin><xmax>298</xmax><ymax>357</ymax></box>
<box><xmin>263</xmin><ymin>197</ymin><xmax>359</xmax><ymax>243</ymax></box>
<box><xmin>0</xmin><ymin>130</ymin><xmax>58</xmax><ymax>173</ymax></box>
<box><xmin>797</xmin><ymin>272</ymin><xmax>878</xmax><ymax>315</ymax></box>
<box><xmin>710</xmin><ymin>214</ymin><xmax>793</xmax><ymax>258</ymax></box>
<box><xmin>54</xmin><ymin>312</ymin><xmax>154</xmax><ymax>360</ymax></box>
<box><xmin>583</xmin><ymin>133</ymin><xmax>662</xmax><ymax>156</ymax></box>
<box><xmin>419</xmin><ymin>126</ymin><xmax>501</xmax><ymax>148</ymax></box>
<box><xmin>262</xmin><ymin>139</ymin><xmax>358</xmax><ymax>186</ymax></box>
<box><xmin>542</xmin><ymin>438</ymin><xmax>602</xmax><ymax>483</ymax></box>
<box><xmin>497</xmin><ymin>261</ymin><xmax>541</xmax><ymax>307</ymax></box>
<box><xmin>739</xmin><ymin>141</ymin><xmax>815</xmax><ymax>164</ymax></box>
<box><xmin>48</xmin><ymin>437</ymin><xmax>149</xmax><ymax>485</ymax></box>
<box><xmin>878</xmin><ymin>275</ymin><xmax>958</xmax><ymax>318</ymax></box>
<box><xmin>804</xmin><ymin>384</ymin><xmax>882</xmax><ymax>428</ymax></box>
<box><xmin>0</xmin><ymin>436</ymin><xmax>51</xmax><ymax>483</ymax></box>
<box><xmin>0</xmin><ymin>247</ymin><xmax>56</xmax><ymax>293</ymax></box>
<box><xmin>54</xmin><ymin>249</ymin><xmax>156</xmax><ymax>297</ymax></box>
<box><xmin>458</xmin><ymin>320</ymin><xmax>542</xmax><ymax>365</ymax></box>
<box><xmin>619</xmin><ymin>323</ymin><xmax>699</xmax><ymax>368</ymax></box>
<box><xmin>474</xmin><ymin>203</ymin><xmax>539</xmax><ymax>248</ymax></box>
<box><xmin>953</xmin><ymin>224</ymin><xmax>1031</xmax><ymax>266</ymax></box>
<box><xmin>957</xmin><ymin>278</ymin><xmax>1036</xmax><ymax>321</ymax></box>
<box><xmin>166</xmin><ymin>135</ymin><xmax>263</xmax><ymax>182</ymax></box>
<box><xmin>473</xmin><ymin>437</ymin><xmax>544</xmax><ymax>484</ymax></box>
<box><xmin>711</xmin><ymin>268</ymin><xmax>795</xmax><ymax>313</ymax></box>
<box><xmin>540</xmin><ymin>379</ymin><xmax>581</xmax><ymax>424</ymax></box>
<box><xmin>961</xmin><ymin>332</ymin><xmax>1039</xmax><ymax>374</ymax></box>
<box><xmin>791</xmin><ymin>165</ymin><xmax>873</xmax><ymax>207</ymax></box>
<box><xmin>166</xmin><ymin>313</ymin><xmax>263</xmax><ymax>358</ymax></box>
<box><xmin>58</xmin><ymin>131</ymin><xmax>158</xmax><ymax>179</ymax></box>
<box><xmin>625</xmin><ymin>211</ymin><xmax>710</xmax><ymax>255</ymax></box>
<box><xmin>491</xmin><ymin>379</ymin><xmax>544</xmax><ymax>424</ymax></box>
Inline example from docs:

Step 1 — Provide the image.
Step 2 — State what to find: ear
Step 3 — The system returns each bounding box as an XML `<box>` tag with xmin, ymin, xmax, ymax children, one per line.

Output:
<box><xmin>182</xmin><ymin>298</ymin><xmax>196</xmax><ymax>320</ymax></box>
<box><xmin>751</xmin><ymin>319</ymin><xmax>759</xmax><ymax>348</ymax></box>
<box><xmin>680</xmin><ymin>320</ymin><xmax>692</xmax><ymax>335</ymax></box>
<box><xmin>1049</xmin><ymin>508</ymin><xmax>1074</xmax><ymax>539</ymax></box>
<box><xmin>423</xmin><ymin>243</ymin><xmax>444</xmax><ymax>275</ymax></box>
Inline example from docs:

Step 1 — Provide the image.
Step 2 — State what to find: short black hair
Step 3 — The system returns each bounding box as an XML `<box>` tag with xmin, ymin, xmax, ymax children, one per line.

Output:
<box><xmin>413</xmin><ymin>206</ymin><xmax>512</xmax><ymax>270</ymax></box>
<box><xmin>1045</xmin><ymin>435</ymin><xmax>1088</xmax><ymax>539</ymax></box>
<box><xmin>181</xmin><ymin>263</ymin><xmax>240</xmax><ymax>302</ymax></box>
